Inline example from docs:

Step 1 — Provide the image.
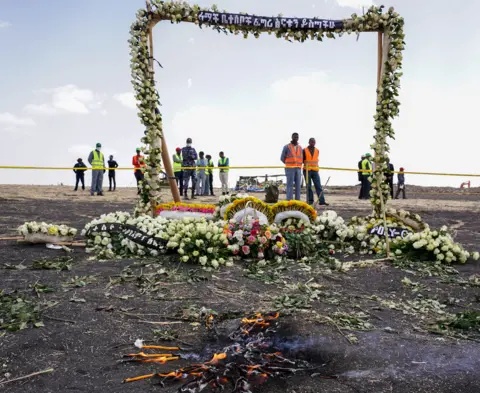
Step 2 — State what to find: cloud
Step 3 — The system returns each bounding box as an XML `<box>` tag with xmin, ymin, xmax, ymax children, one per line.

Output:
<box><xmin>335</xmin><ymin>0</ymin><xmax>375</xmax><ymax>8</ymax></box>
<box><xmin>187</xmin><ymin>78</ymin><xmax>192</xmax><ymax>89</ymax></box>
<box><xmin>0</xmin><ymin>112</ymin><xmax>36</xmax><ymax>127</ymax></box>
<box><xmin>188</xmin><ymin>37</ymin><xmax>195</xmax><ymax>44</ymax></box>
<box><xmin>113</xmin><ymin>92</ymin><xmax>137</xmax><ymax>110</ymax></box>
<box><xmin>0</xmin><ymin>21</ymin><xmax>11</xmax><ymax>29</ymax></box>
<box><xmin>23</xmin><ymin>104</ymin><xmax>58</xmax><ymax>116</ymax></box>
<box><xmin>24</xmin><ymin>84</ymin><xmax>104</xmax><ymax>115</ymax></box>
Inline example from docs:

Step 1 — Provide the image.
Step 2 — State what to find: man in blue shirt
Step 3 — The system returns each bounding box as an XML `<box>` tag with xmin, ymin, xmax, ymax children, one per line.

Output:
<box><xmin>181</xmin><ymin>137</ymin><xmax>198</xmax><ymax>200</ymax></box>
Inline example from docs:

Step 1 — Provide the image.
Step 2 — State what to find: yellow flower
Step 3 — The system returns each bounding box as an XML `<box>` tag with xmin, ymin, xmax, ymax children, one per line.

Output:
<box><xmin>48</xmin><ymin>226</ymin><xmax>58</xmax><ymax>235</ymax></box>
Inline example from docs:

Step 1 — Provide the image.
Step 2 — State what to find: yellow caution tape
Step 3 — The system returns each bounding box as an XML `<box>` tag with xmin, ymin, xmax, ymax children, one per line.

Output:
<box><xmin>0</xmin><ymin>165</ymin><xmax>478</xmax><ymax>177</ymax></box>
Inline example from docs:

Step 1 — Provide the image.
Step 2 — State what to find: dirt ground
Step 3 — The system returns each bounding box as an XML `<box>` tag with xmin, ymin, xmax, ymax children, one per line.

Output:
<box><xmin>0</xmin><ymin>185</ymin><xmax>479</xmax><ymax>393</ymax></box>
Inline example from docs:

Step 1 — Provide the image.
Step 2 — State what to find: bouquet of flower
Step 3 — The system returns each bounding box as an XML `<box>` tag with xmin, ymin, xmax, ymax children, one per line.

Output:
<box><xmin>272</xmin><ymin>200</ymin><xmax>317</xmax><ymax>225</ymax></box>
<box><xmin>224</xmin><ymin>218</ymin><xmax>288</xmax><ymax>260</ymax></box>
<box><xmin>156</xmin><ymin>202</ymin><xmax>216</xmax><ymax>215</ymax></box>
<box><xmin>214</xmin><ymin>193</ymin><xmax>250</xmax><ymax>219</ymax></box>
<box><xmin>392</xmin><ymin>225</ymin><xmax>479</xmax><ymax>264</ymax></box>
<box><xmin>82</xmin><ymin>211</ymin><xmax>170</xmax><ymax>259</ymax></box>
<box><xmin>224</xmin><ymin>197</ymin><xmax>273</xmax><ymax>224</ymax></box>
<box><xmin>165</xmin><ymin>218</ymin><xmax>232</xmax><ymax>269</ymax></box>
<box><xmin>17</xmin><ymin>221</ymin><xmax>78</xmax><ymax>243</ymax></box>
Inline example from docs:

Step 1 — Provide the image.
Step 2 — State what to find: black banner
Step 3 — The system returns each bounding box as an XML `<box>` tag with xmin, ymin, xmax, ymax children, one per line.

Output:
<box><xmin>197</xmin><ymin>11</ymin><xmax>343</xmax><ymax>31</ymax></box>
<box><xmin>85</xmin><ymin>223</ymin><xmax>167</xmax><ymax>249</ymax></box>
<box><xmin>368</xmin><ymin>226</ymin><xmax>412</xmax><ymax>239</ymax></box>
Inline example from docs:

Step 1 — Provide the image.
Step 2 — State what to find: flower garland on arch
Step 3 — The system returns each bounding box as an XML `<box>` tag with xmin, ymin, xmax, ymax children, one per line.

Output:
<box><xmin>129</xmin><ymin>2</ymin><xmax>405</xmax><ymax>219</ymax></box>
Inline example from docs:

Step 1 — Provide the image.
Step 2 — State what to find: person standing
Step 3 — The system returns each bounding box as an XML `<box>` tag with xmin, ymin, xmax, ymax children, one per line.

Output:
<box><xmin>73</xmin><ymin>158</ymin><xmax>87</xmax><ymax>191</ymax></box>
<box><xmin>303</xmin><ymin>138</ymin><xmax>328</xmax><ymax>206</ymax></box>
<box><xmin>218</xmin><ymin>152</ymin><xmax>230</xmax><ymax>195</ymax></box>
<box><xmin>359</xmin><ymin>153</ymin><xmax>372</xmax><ymax>200</ymax></box>
<box><xmin>385</xmin><ymin>158</ymin><xmax>395</xmax><ymax>199</ymax></box>
<box><xmin>395</xmin><ymin>167</ymin><xmax>407</xmax><ymax>199</ymax></box>
<box><xmin>132</xmin><ymin>147</ymin><xmax>146</xmax><ymax>195</ymax></box>
<box><xmin>196</xmin><ymin>151</ymin><xmax>208</xmax><ymax>196</ymax></box>
<box><xmin>88</xmin><ymin>143</ymin><xmax>105</xmax><ymax>196</ymax></box>
<box><xmin>172</xmin><ymin>147</ymin><xmax>183</xmax><ymax>196</ymax></box>
<box><xmin>108</xmin><ymin>155</ymin><xmax>118</xmax><ymax>192</ymax></box>
<box><xmin>206</xmin><ymin>154</ymin><xmax>215</xmax><ymax>196</ymax></box>
<box><xmin>358</xmin><ymin>154</ymin><xmax>366</xmax><ymax>199</ymax></box>
<box><xmin>280</xmin><ymin>133</ymin><xmax>303</xmax><ymax>201</ymax></box>
<box><xmin>181</xmin><ymin>138</ymin><xmax>198</xmax><ymax>200</ymax></box>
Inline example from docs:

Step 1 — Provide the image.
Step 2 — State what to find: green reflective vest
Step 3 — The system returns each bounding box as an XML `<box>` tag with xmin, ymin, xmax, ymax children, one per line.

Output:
<box><xmin>219</xmin><ymin>157</ymin><xmax>229</xmax><ymax>172</ymax></box>
<box><xmin>91</xmin><ymin>150</ymin><xmax>104</xmax><ymax>169</ymax></box>
<box><xmin>361</xmin><ymin>159</ymin><xmax>372</xmax><ymax>176</ymax></box>
<box><xmin>206</xmin><ymin>160</ymin><xmax>214</xmax><ymax>175</ymax></box>
<box><xmin>173</xmin><ymin>154</ymin><xmax>182</xmax><ymax>172</ymax></box>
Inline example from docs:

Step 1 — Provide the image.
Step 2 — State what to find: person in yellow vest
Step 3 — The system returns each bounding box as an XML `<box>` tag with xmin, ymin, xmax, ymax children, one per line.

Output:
<box><xmin>218</xmin><ymin>151</ymin><xmax>229</xmax><ymax>195</ymax></box>
<box><xmin>280</xmin><ymin>132</ymin><xmax>302</xmax><ymax>201</ymax></box>
<box><xmin>303</xmin><ymin>137</ymin><xmax>328</xmax><ymax>206</ymax></box>
<box><xmin>172</xmin><ymin>147</ymin><xmax>183</xmax><ymax>196</ymax></box>
<box><xmin>87</xmin><ymin>142</ymin><xmax>105</xmax><ymax>196</ymax></box>
<box><xmin>359</xmin><ymin>153</ymin><xmax>373</xmax><ymax>200</ymax></box>
<box><xmin>206</xmin><ymin>154</ymin><xmax>215</xmax><ymax>196</ymax></box>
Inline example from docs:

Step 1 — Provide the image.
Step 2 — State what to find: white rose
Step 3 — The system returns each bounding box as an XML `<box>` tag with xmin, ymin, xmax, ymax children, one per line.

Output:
<box><xmin>193</xmin><ymin>250</ymin><xmax>199</xmax><ymax>257</ymax></box>
<box><xmin>182</xmin><ymin>256</ymin><xmax>189</xmax><ymax>262</ymax></box>
<box><xmin>472</xmin><ymin>252</ymin><xmax>480</xmax><ymax>261</ymax></box>
<box><xmin>199</xmin><ymin>256</ymin><xmax>207</xmax><ymax>265</ymax></box>
<box><xmin>210</xmin><ymin>260</ymin><xmax>219</xmax><ymax>269</ymax></box>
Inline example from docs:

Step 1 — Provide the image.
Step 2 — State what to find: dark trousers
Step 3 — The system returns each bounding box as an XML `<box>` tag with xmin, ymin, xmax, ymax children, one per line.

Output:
<box><xmin>134</xmin><ymin>170</ymin><xmax>144</xmax><ymax>194</ymax></box>
<box><xmin>303</xmin><ymin>170</ymin><xmax>326</xmax><ymax>205</ymax></box>
<box><xmin>208</xmin><ymin>174</ymin><xmax>214</xmax><ymax>195</ymax></box>
<box><xmin>109</xmin><ymin>172</ymin><xmax>116</xmax><ymax>191</ymax></box>
<box><xmin>385</xmin><ymin>177</ymin><xmax>394</xmax><ymax>198</ymax></box>
<box><xmin>74</xmin><ymin>174</ymin><xmax>85</xmax><ymax>191</ymax></box>
<box><xmin>174</xmin><ymin>171</ymin><xmax>184</xmax><ymax>194</ymax></box>
<box><xmin>360</xmin><ymin>176</ymin><xmax>371</xmax><ymax>199</ymax></box>
<box><xmin>395</xmin><ymin>184</ymin><xmax>406</xmax><ymax>199</ymax></box>
<box><xmin>183</xmin><ymin>169</ymin><xmax>196</xmax><ymax>195</ymax></box>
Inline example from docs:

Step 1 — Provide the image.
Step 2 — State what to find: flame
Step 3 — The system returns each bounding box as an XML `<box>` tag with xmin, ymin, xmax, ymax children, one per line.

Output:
<box><xmin>240</xmin><ymin>312</ymin><xmax>280</xmax><ymax>331</ymax></box>
<box><xmin>205</xmin><ymin>353</ymin><xmax>227</xmax><ymax>365</ymax></box>
<box><xmin>141</xmin><ymin>356</ymin><xmax>179</xmax><ymax>364</ymax></box>
<box><xmin>127</xmin><ymin>352</ymin><xmax>173</xmax><ymax>358</ymax></box>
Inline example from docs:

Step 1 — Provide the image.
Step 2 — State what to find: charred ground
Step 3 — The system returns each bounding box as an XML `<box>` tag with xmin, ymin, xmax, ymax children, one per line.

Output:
<box><xmin>0</xmin><ymin>186</ymin><xmax>479</xmax><ymax>393</ymax></box>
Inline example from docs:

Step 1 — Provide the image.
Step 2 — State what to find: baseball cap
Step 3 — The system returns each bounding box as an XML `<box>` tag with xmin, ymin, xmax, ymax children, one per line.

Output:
<box><xmin>136</xmin><ymin>147</ymin><xmax>141</xmax><ymax>151</ymax></box>
<box><xmin>365</xmin><ymin>153</ymin><xmax>372</xmax><ymax>157</ymax></box>
<box><xmin>176</xmin><ymin>147</ymin><xmax>181</xmax><ymax>151</ymax></box>
<box><xmin>96</xmin><ymin>143</ymin><xmax>101</xmax><ymax>148</ymax></box>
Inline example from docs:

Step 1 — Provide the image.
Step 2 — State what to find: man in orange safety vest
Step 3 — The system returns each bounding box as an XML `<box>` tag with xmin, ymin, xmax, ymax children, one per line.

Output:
<box><xmin>303</xmin><ymin>137</ymin><xmax>328</xmax><ymax>206</ymax></box>
<box><xmin>132</xmin><ymin>147</ymin><xmax>146</xmax><ymax>195</ymax></box>
<box><xmin>280</xmin><ymin>132</ymin><xmax>303</xmax><ymax>201</ymax></box>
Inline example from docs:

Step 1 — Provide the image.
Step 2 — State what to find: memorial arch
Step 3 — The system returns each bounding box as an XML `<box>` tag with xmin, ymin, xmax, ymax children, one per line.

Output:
<box><xmin>129</xmin><ymin>1</ymin><xmax>405</xmax><ymax>220</ymax></box>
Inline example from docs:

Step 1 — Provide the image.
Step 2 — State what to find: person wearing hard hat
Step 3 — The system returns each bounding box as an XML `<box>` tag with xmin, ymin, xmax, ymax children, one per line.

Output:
<box><xmin>132</xmin><ymin>147</ymin><xmax>146</xmax><ymax>195</ymax></box>
<box><xmin>88</xmin><ymin>143</ymin><xmax>105</xmax><ymax>196</ymax></box>
<box><xmin>359</xmin><ymin>153</ymin><xmax>372</xmax><ymax>200</ymax></box>
<box><xmin>173</xmin><ymin>147</ymin><xmax>183</xmax><ymax>196</ymax></box>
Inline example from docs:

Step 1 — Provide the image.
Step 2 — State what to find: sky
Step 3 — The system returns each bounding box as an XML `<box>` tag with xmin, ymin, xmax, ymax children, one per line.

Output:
<box><xmin>0</xmin><ymin>0</ymin><xmax>479</xmax><ymax>189</ymax></box>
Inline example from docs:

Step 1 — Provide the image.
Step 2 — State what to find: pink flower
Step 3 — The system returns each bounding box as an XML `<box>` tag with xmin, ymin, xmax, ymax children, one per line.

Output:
<box><xmin>277</xmin><ymin>249</ymin><xmax>284</xmax><ymax>255</ymax></box>
<box><xmin>251</xmin><ymin>229</ymin><xmax>258</xmax><ymax>237</ymax></box>
<box><xmin>258</xmin><ymin>252</ymin><xmax>264</xmax><ymax>259</ymax></box>
<box><xmin>242</xmin><ymin>245</ymin><xmax>250</xmax><ymax>255</ymax></box>
<box><xmin>260</xmin><ymin>236</ymin><xmax>267</xmax><ymax>245</ymax></box>
<box><xmin>247</xmin><ymin>235</ymin><xmax>256</xmax><ymax>244</ymax></box>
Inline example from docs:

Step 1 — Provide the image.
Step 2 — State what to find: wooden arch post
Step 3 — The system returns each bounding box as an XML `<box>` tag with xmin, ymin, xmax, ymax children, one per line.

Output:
<box><xmin>146</xmin><ymin>1</ymin><xmax>181</xmax><ymax>206</ymax></box>
<box><xmin>376</xmin><ymin>30</ymin><xmax>391</xmax><ymax>257</ymax></box>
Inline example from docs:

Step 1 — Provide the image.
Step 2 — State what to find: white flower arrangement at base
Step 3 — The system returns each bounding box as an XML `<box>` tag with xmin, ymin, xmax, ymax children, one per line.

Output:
<box><xmin>17</xmin><ymin>222</ymin><xmax>77</xmax><ymax>244</ymax></box>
